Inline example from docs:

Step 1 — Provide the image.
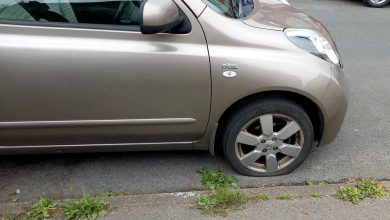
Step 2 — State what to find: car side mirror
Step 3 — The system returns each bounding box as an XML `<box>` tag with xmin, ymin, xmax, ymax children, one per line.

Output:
<box><xmin>140</xmin><ymin>0</ymin><xmax>183</xmax><ymax>34</ymax></box>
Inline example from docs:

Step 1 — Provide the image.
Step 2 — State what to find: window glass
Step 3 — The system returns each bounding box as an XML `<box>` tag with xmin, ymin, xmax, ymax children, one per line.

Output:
<box><xmin>202</xmin><ymin>0</ymin><xmax>254</xmax><ymax>18</ymax></box>
<box><xmin>0</xmin><ymin>0</ymin><xmax>144</xmax><ymax>27</ymax></box>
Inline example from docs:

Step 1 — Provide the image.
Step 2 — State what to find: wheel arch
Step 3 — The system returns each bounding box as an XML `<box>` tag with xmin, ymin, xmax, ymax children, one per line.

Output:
<box><xmin>213</xmin><ymin>90</ymin><xmax>324</xmax><ymax>155</ymax></box>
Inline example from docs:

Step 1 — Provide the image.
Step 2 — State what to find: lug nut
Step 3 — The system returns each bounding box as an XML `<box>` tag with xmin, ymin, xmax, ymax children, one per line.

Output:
<box><xmin>273</xmin><ymin>147</ymin><xmax>278</xmax><ymax>150</ymax></box>
<box><xmin>272</xmin><ymin>137</ymin><xmax>277</xmax><ymax>141</ymax></box>
<box><xmin>262</xmin><ymin>149</ymin><xmax>267</xmax><ymax>152</ymax></box>
<box><xmin>261</xmin><ymin>140</ymin><xmax>266</xmax><ymax>144</ymax></box>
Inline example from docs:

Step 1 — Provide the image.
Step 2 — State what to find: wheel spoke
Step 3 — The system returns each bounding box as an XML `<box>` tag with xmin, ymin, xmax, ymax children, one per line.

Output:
<box><xmin>240</xmin><ymin>150</ymin><xmax>262</xmax><ymax>167</ymax></box>
<box><xmin>277</xmin><ymin>121</ymin><xmax>301</xmax><ymax>140</ymax></box>
<box><xmin>280</xmin><ymin>144</ymin><xmax>302</xmax><ymax>157</ymax></box>
<box><xmin>236</xmin><ymin>131</ymin><xmax>259</xmax><ymax>146</ymax></box>
<box><xmin>260</xmin><ymin>114</ymin><xmax>274</xmax><ymax>136</ymax></box>
<box><xmin>266</xmin><ymin>154</ymin><xmax>278</xmax><ymax>172</ymax></box>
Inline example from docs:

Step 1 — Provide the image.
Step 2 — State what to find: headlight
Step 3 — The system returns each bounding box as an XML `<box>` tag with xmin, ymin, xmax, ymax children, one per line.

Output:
<box><xmin>285</xmin><ymin>28</ymin><xmax>339</xmax><ymax>65</ymax></box>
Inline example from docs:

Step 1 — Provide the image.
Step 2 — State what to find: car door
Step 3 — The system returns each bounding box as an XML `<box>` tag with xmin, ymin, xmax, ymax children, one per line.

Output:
<box><xmin>0</xmin><ymin>0</ymin><xmax>211</xmax><ymax>147</ymax></box>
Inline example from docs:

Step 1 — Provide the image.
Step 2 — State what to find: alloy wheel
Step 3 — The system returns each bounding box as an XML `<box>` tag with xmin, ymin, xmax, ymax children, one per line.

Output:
<box><xmin>234</xmin><ymin>114</ymin><xmax>304</xmax><ymax>173</ymax></box>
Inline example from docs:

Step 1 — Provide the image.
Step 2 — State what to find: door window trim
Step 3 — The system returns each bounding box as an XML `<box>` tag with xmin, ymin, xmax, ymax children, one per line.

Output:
<box><xmin>0</xmin><ymin>15</ymin><xmax>192</xmax><ymax>34</ymax></box>
<box><xmin>0</xmin><ymin>2</ymin><xmax>192</xmax><ymax>34</ymax></box>
<box><xmin>0</xmin><ymin>19</ymin><xmax>141</xmax><ymax>32</ymax></box>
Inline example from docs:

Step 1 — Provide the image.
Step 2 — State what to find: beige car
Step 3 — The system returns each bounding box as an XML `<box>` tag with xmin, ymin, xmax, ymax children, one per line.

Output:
<box><xmin>0</xmin><ymin>0</ymin><xmax>347</xmax><ymax>176</ymax></box>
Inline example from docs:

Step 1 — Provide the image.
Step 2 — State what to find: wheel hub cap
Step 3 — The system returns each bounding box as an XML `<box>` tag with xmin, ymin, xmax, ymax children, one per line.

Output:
<box><xmin>264</xmin><ymin>141</ymin><xmax>275</xmax><ymax>149</ymax></box>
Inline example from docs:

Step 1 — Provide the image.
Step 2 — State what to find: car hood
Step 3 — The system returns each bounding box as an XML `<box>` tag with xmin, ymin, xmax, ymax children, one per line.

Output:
<box><xmin>242</xmin><ymin>0</ymin><xmax>327</xmax><ymax>33</ymax></box>
<box><xmin>242</xmin><ymin>0</ymin><xmax>337</xmax><ymax>49</ymax></box>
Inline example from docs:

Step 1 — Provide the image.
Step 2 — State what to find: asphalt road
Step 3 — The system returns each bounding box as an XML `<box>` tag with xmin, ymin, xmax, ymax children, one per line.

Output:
<box><xmin>1</xmin><ymin>0</ymin><xmax>389</xmax><ymax>203</ymax></box>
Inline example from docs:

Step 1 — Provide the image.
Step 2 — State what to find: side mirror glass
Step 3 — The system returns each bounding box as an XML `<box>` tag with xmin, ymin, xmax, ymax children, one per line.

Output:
<box><xmin>140</xmin><ymin>0</ymin><xmax>183</xmax><ymax>34</ymax></box>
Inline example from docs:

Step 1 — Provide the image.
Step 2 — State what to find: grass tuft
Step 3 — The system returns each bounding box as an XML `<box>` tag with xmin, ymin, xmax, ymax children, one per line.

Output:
<box><xmin>306</xmin><ymin>180</ymin><xmax>327</xmax><ymax>186</ymax></box>
<box><xmin>25</xmin><ymin>198</ymin><xmax>56</xmax><ymax>220</ymax></box>
<box><xmin>357</xmin><ymin>179</ymin><xmax>388</xmax><ymax>198</ymax></box>
<box><xmin>249</xmin><ymin>193</ymin><xmax>270</xmax><ymax>202</ymax></box>
<box><xmin>195</xmin><ymin>168</ymin><xmax>270</xmax><ymax>216</ymax></box>
<box><xmin>310</xmin><ymin>192</ymin><xmax>322</xmax><ymax>198</ymax></box>
<box><xmin>336</xmin><ymin>179</ymin><xmax>388</xmax><ymax>204</ymax></box>
<box><xmin>196</xmin><ymin>167</ymin><xmax>238</xmax><ymax>190</ymax></box>
<box><xmin>196</xmin><ymin>190</ymin><xmax>270</xmax><ymax>216</ymax></box>
<box><xmin>63</xmin><ymin>195</ymin><xmax>109</xmax><ymax>220</ymax></box>
<box><xmin>336</xmin><ymin>186</ymin><xmax>364</xmax><ymax>204</ymax></box>
<box><xmin>197</xmin><ymin>189</ymin><xmax>249</xmax><ymax>216</ymax></box>
<box><xmin>3</xmin><ymin>213</ymin><xmax>18</xmax><ymax>220</ymax></box>
<box><xmin>99</xmin><ymin>190</ymin><xmax>115</xmax><ymax>198</ymax></box>
<box><xmin>276</xmin><ymin>194</ymin><xmax>292</xmax><ymax>200</ymax></box>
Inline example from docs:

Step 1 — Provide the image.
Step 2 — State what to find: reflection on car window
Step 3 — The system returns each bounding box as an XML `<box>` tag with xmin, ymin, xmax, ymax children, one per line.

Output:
<box><xmin>0</xmin><ymin>0</ymin><xmax>144</xmax><ymax>26</ymax></box>
<box><xmin>202</xmin><ymin>0</ymin><xmax>254</xmax><ymax>18</ymax></box>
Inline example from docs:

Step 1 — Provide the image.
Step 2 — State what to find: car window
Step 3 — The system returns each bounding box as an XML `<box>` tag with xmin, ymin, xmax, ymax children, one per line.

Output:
<box><xmin>202</xmin><ymin>0</ymin><xmax>254</xmax><ymax>18</ymax></box>
<box><xmin>0</xmin><ymin>0</ymin><xmax>144</xmax><ymax>27</ymax></box>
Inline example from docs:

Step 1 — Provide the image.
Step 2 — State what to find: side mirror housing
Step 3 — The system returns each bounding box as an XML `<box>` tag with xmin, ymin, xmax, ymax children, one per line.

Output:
<box><xmin>140</xmin><ymin>0</ymin><xmax>183</xmax><ymax>34</ymax></box>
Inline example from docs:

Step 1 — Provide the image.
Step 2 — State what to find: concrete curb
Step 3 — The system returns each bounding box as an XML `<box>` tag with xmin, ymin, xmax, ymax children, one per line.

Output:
<box><xmin>1</xmin><ymin>181</ymin><xmax>389</xmax><ymax>219</ymax></box>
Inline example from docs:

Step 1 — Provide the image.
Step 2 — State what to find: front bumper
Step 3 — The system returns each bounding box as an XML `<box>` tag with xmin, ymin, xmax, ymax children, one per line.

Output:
<box><xmin>318</xmin><ymin>64</ymin><xmax>349</xmax><ymax>145</ymax></box>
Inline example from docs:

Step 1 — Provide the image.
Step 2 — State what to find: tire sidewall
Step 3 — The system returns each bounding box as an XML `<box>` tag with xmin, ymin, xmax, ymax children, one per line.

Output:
<box><xmin>223</xmin><ymin>98</ymin><xmax>314</xmax><ymax>177</ymax></box>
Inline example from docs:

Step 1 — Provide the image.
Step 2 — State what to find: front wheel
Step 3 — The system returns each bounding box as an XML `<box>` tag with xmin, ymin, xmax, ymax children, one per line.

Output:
<box><xmin>222</xmin><ymin>97</ymin><xmax>314</xmax><ymax>177</ymax></box>
<box><xmin>363</xmin><ymin>0</ymin><xmax>390</xmax><ymax>7</ymax></box>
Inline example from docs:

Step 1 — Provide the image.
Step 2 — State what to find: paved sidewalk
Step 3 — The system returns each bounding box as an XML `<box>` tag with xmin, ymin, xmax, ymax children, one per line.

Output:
<box><xmin>1</xmin><ymin>182</ymin><xmax>389</xmax><ymax>220</ymax></box>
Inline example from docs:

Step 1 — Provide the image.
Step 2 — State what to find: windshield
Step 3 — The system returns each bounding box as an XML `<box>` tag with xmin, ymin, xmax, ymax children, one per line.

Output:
<box><xmin>202</xmin><ymin>0</ymin><xmax>254</xmax><ymax>18</ymax></box>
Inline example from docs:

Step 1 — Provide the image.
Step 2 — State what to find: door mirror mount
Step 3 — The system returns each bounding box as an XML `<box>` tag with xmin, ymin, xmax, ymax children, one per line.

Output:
<box><xmin>140</xmin><ymin>0</ymin><xmax>183</xmax><ymax>34</ymax></box>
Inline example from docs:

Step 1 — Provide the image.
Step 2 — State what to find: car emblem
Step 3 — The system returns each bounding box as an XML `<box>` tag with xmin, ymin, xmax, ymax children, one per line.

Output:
<box><xmin>222</xmin><ymin>63</ymin><xmax>238</xmax><ymax>78</ymax></box>
<box><xmin>223</xmin><ymin>71</ymin><xmax>237</xmax><ymax>78</ymax></box>
<box><xmin>265</xmin><ymin>141</ymin><xmax>275</xmax><ymax>149</ymax></box>
<box><xmin>222</xmin><ymin>63</ymin><xmax>238</xmax><ymax>70</ymax></box>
